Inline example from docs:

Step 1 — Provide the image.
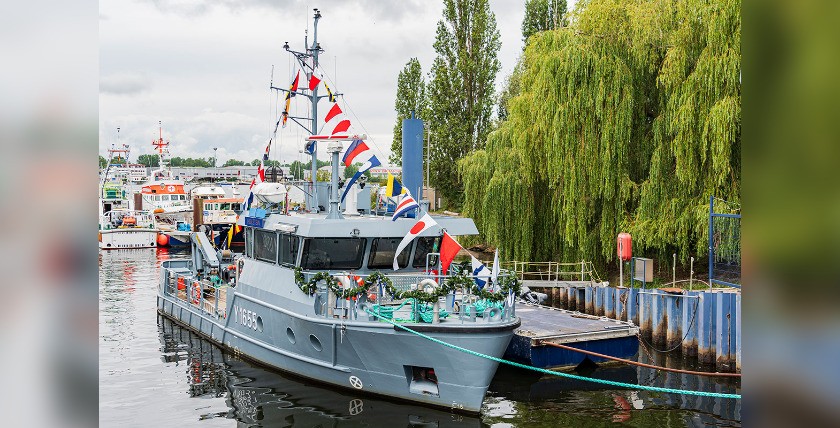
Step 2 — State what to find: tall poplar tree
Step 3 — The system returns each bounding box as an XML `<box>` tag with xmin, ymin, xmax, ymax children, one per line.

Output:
<box><xmin>426</xmin><ymin>0</ymin><xmax>501</xmax><ymax>208</ymax></box>
<box><xmin>390</xmin><ymin>58</ymin><xmax>426</xmax><ymax>166</ymax></box>
<box><xmin>521</xmin><ymin>0</ymin><xmax>566</xmax><ymax>43</ymax></box>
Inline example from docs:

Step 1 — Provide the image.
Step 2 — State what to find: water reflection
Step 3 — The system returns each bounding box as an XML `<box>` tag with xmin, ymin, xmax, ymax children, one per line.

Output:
<box><xmin>158</xmin><ymin>316</ymin><xmax>482</xmax><ymax>427</ymax></box>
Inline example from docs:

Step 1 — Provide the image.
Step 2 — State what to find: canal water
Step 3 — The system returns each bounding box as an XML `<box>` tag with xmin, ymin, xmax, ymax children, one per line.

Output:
<box><xmin>99</xmin><ymin>248</ymin><xmax>741</xmax><ymax>427</ymax></box>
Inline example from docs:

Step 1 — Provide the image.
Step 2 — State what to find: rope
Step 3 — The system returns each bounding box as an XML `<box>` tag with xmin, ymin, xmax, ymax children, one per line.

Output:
<box><xmin>363</xmin><ymin>307</ymin><xmax>741</xmax><ymax>400</ymax></box>
<box><xmin>637</xmin><ymin>297</ymin><xmax>701</xmax><ymax>353</ymax></box>
<box><xmin>540</xmin><ymin>342</ymin><xmax>741</xmax><ymax>378</ymax></box>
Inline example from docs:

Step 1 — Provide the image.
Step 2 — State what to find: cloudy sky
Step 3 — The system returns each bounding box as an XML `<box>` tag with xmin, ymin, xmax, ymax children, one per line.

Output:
<box><xmin>100</xmin><ymin>0</ymin><xmax>573</xmax><ymax>166</ymax></box>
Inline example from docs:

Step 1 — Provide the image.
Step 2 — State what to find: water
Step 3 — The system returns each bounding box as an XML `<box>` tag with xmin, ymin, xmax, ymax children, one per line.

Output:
<box><xmin>99</xmin><ymin>249</ymin><xmax>741</xmax><ymax>427</ymax></box>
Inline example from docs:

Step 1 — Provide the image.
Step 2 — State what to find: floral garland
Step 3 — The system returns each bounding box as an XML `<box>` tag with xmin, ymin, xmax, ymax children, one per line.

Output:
<box><xmin>293</xmin><ymin>267</ymin><xmax>521</xmax><ymax>304</ymax></box>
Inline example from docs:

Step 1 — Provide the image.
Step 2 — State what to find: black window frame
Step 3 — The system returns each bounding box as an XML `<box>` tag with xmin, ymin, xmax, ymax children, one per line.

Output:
<box><xmin>412</xmin><ymin>236</ymin><xmax>441</xmax><ymax>268</ymax></box>
<box><xmin>277</xmin><ymin>233</ymin><xmax>300</xmax><ymax>267</ymax></box>
<box><xmin>300</xmin><ymin>237</ymin><xmax>367</xmax><ymax>270</ymax></box>
<box><xmin>368</xmin><ymin>237</ymin><xmax>411</xmax><ymax>269</ymax></box>
<box><xmin>253</xmin><ymin>229</ymin><xmax>278</xmax><ymax>264</ymax></box>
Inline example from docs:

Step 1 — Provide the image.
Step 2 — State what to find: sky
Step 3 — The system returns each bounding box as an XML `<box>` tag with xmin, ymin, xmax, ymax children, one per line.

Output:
<box><xmin>100</xmin><ymin>0</ymin><xmax>573</xmax><ymax>167</ymax></box>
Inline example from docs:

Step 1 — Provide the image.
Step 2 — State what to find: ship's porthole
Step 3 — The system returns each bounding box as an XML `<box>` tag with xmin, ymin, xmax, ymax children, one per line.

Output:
<box><xmin>310</xmin><ymin>334</ymin><xmax>322</xmax><ymax>352</ymax></box>
<box><xmin>256</xmin><ymin>316</ymin><xmax>264</xmax><ymax>332</ymax></box>
<box><xmin>286</xmin><ymin>327</ymin><xmax>296</xmax><ymax>344</ymax></box>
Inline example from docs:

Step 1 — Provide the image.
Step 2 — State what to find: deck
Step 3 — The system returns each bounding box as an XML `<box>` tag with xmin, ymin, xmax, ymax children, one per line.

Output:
<box><xmin>505</xmin><ymin>302</ymin><xmax>640</xmax><ymax>369</ymax></box>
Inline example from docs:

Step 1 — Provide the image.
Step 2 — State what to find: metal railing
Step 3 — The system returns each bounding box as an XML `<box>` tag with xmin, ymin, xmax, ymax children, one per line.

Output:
<box><xmin>297</xmin><ymin>270</ymin><xmax>518</xmax><ymax>324</ymax></box>
<box><xmin>501</xmin><ymin>261</ymin><xmax>602</xmax><ymax>283</ymax></box>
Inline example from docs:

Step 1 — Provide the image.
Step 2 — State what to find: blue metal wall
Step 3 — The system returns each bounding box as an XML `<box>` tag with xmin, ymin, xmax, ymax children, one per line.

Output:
<box><xmin>401</xmin><ymin>115</ymin><xmax>424</xmax><ymax>201</ymax></box>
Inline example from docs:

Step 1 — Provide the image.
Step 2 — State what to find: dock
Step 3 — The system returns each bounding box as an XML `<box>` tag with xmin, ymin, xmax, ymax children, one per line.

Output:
<box><xmin>505</xmin><ymin>301</ymin><xmax>639</xmax><ymax>369</ymax></box>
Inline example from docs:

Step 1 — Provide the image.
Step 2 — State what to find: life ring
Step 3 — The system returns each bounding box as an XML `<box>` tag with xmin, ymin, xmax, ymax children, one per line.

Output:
<box><xmin>483</xmin><ymin>306</ymin><xmax>503</xmax><ymax>321</ymax></box>
<box><xmin>191</xmin><ymin>281</ymin><xmax>201</xmax><ymax>304</ymax></box>
<box><xmin>367</xmin><ymin>290</ymin><xmax>377</xmax><ymax>302</ymax></box>
<box><xmin>418</xmin><ymin>278</ymin><xmax>439</xmax><ymax>294</ymax></box>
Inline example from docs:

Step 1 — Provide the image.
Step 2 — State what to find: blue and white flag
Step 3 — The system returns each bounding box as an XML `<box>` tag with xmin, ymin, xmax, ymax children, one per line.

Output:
<box><xmin>341</xmin><ymin>154</ymin><xmax>381</xmax><ymax>203</ymax></box>
<box><xmin>391</xmin><ymin>191</ymin><xmax>419</xmax><ymax>221</ymax></box>
<box><xmin>304</xmin><ymin>140</ymin><xmax>316</xmax><ymax>155</ymax></box>
<box><xmin>471</xmin><ymin>255</ymin><xmax>491</xmax><ymax>290</ymax></box>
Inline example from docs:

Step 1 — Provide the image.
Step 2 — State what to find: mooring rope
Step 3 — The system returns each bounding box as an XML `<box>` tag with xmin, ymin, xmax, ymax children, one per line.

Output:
<box><xmin>540</xmin><ymin>341</ymin><xmax>741</xmax><ymax>378</ymax></box>
<box><xmin>363</xmin><ymin>308</ymin><xmax>741</xmax><ymax>400</ymax></box>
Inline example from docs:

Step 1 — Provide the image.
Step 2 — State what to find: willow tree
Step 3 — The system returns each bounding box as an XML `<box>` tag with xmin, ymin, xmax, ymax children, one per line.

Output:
<box><xmin>426</xmin><ymin>0</ymin><xmax>501</xmax><ymax>208</ymax></box>
<box><xmin>390</xmin><ymin>58</ymin><xmax>425</xmax><ymax>166</ymax></box>
<box><xmin>629</xmin><ymin>0</ymin><xmax>741</xmax><ymax>260</ymax></box>
<box><xmin>460</xmin><ymin>0</ymin><xmax>740</xmax><ymax>266</ymax></box>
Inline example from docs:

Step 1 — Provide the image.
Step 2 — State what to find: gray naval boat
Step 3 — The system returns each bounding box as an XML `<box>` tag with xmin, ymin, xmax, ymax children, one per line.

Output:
<box><xmin>157</xmin><ymin>8</ymin><xmax>519</xmax><ymax>414</ymax></box>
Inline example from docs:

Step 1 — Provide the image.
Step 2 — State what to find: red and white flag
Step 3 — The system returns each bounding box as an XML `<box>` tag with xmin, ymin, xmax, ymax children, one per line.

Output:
<box><xmin>393</xmin><ymin>213</ymin><xmax>438</xmax><ymax>270</ymax></box>
<box><xmin>320</xmin><ymin>102</ymin><xmax>352</xmax><ymax>137</ymax></box>
<box><xmin>439</xmin><ymin>231</ymin><xmax>462</xmax><ymax>275</ymax></box>
<box><xmin>308</xmin><ymin>72</ymin><xmax>321</xmax><ymax>91</ymax></box>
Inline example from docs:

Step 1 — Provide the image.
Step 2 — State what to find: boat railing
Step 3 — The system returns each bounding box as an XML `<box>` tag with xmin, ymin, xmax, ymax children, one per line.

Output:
<box><xmin>297</xmin><ymin>270</ymin><xmax>518</xmax><ymax>324</ymax></box>
<box><xmin>164</xmin><ymin>268</ymin><xmax>229</xmax><ymax>320</ymax></box>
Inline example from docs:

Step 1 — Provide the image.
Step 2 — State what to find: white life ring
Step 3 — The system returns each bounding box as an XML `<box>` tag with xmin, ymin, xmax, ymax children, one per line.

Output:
<box><xmin>335</xmin><ymin>275</ymin><xmax>355</xmax><ymax>290</ymax></box>
<box><xmin>418</xmin><ymin>278</ymin><xmax>439</xmax><ymax>294</ymax></box>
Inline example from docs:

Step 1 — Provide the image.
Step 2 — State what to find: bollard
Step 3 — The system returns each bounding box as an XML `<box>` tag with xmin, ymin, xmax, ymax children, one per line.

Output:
<box><xmin>682</xmin><ymin>291</ymin><xmax>699</xmax><ymax>357</ymax></box>
<box><xmin>584</xmin><ymin>285</ymin><xmax>594</xmax><ymax>315</ymax></box>
<box><xmin>664</xmin><ymin>291</ymin><xmax>684</xmax><ymax>350</ymax></box>
<box><xmin>697</xmin><ymin>291</ymin><xmax>717</xmax><ymax>365</ymax></box>
<box><xmin>605</xmin><ymin>287</ymin><xmax>616</xmax><ymax>319</ymax></box>
<box><xmin>594</xmin><ymin>285</ymin><xmax>605</xmax><ymax>316</ymax></box>
<box><xmin>716</xmin><ymin>292</ymin><xmax>735</xmax><ymax>372</ymax></box>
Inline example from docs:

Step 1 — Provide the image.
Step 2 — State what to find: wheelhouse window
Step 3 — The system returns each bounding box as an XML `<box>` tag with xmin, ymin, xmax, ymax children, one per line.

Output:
<box><xmin>253</xmin><ymin>229</ymin><xmax>278</xmax><ymax>263</ymax></box>
<box><xmin>369</xmin><ymin>238</ymin><xmax>410</xmax><ymax>269</ymax></box>
<box><xmin>301</xmin><ymin>238</ymin><xmax>366</xmax><ymax>270</ymax></box>
<box><xmin>413</xmin><ymin>237</ymin><xmax>441</xmax><ymax>269</ymax></box>
<box><xmin>277</xmin><ymin>233</ymin><xmax>300</xmax><ymax>266</ymax></box>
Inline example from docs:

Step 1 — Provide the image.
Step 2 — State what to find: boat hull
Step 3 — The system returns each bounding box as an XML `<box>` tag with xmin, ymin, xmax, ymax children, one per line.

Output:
<box><xmin>157</xmin><ymin>278</ymin><xmax>518</xmax><ymax>413</ymax></box>
<box><xmin>99</xmin><ymin>228</ymin><xmax>158</xmax><ymax>249</ymax></box>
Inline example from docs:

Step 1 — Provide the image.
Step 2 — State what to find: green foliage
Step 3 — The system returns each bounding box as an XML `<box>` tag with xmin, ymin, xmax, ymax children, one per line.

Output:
<box><xmin>289</xmin><ymin>161</ymin><xmax>306</xmax><ymax>179</ymax></box>
<box><xmin>522</xmin><ymin>0</ymin><xmax>566</xmax><ymax>43</ymax></box>
<box><xmin>137</xmin><ymin>154</ymin><xmax>159</xmax><ymax>167</ymax></box>
<box><xmin>223</xmin><ymin>159</ymin><xmax>246</xmax><ymax>167</ymax></box>
<box><xmin>99</xmin><ymin>155</ymin><xmax>107</xmax><ymax>169</ymax></box>
<box><xmin>293</xmin><ymin>267</ymin><xmax>520</xmax><ymax>304</ymax></box>
<box><xmin>169</xmin><ymin>156</ymin><xmax>212</xmax><ymax>167</ymax></box>
<box><xmin>391</xmin><ymin>58</ymin><xmax>426</xmax><ymax>166</ymax></box>
<box><xmin>426</xmin><ymin>0</ymin><xmax>501</xmax><ymax>208</ymax></box>
<box><xmin>460</xmin><ymin>0</ymin><xmax>740</xmax><ymax>267</ymax></box>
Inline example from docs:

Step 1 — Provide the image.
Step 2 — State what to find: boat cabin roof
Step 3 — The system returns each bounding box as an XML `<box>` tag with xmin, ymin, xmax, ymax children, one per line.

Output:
<box><xmin>244</xmin><ymin>212</ymin><xmax>478</xmax><ymax>238</ymax></box>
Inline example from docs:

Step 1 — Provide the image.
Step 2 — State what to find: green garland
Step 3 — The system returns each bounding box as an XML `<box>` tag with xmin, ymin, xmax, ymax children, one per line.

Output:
<box><xmin>293</xmin><ymin>267</ymin><xmax>521</xmax><ymax>304</ymax></box>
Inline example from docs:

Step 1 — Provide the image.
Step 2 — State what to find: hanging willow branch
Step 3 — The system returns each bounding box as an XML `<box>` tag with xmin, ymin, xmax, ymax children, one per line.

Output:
<box><xmin>461</xmin><ymin>0</ymin><xmax>740</xmax><ymax>266</ymax></box>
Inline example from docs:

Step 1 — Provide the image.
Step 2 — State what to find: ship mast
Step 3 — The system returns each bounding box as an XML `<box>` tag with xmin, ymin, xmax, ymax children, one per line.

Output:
<box><xmin>273</xmin><ymin>8</ymin><xmax>326</xmax><ymax>213</ymax></box>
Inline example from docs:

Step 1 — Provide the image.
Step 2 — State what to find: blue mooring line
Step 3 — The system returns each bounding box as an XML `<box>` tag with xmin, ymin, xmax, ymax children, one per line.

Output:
<box><xmin>365</xmin><ymin>308</ymin><xmax>741</xmax><ymax>400</ymax></box>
